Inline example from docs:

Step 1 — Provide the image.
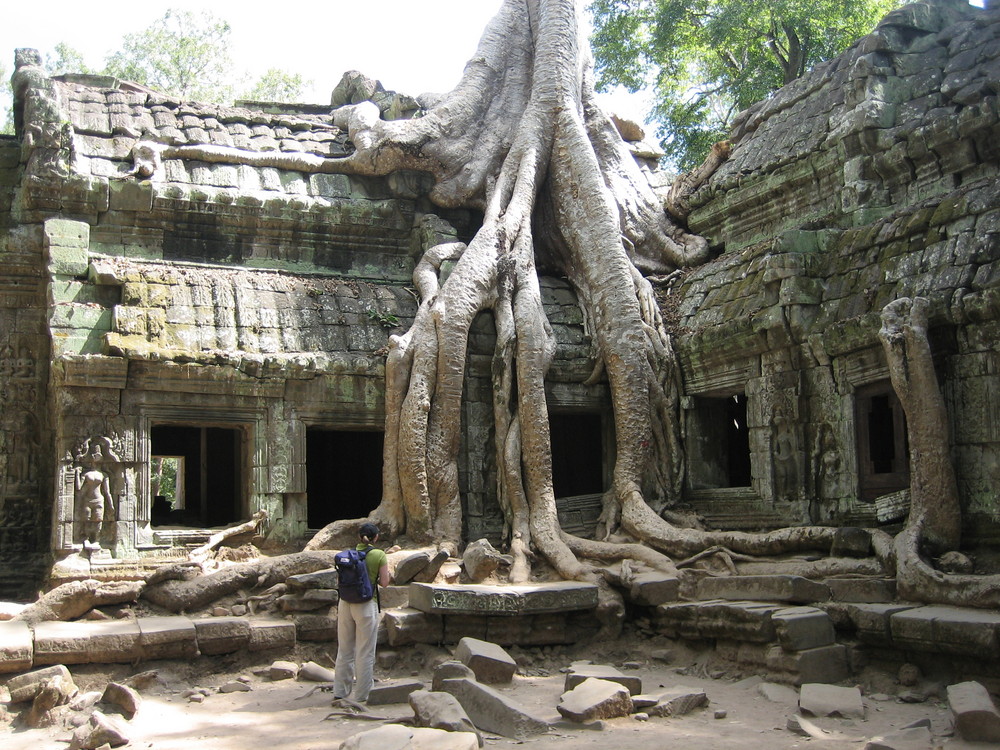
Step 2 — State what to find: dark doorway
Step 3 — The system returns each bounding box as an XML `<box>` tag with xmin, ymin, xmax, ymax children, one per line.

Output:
<box><xmin>856</xmin><ymin>382</ymin><xmax>909</xmax><ymax>501</ymax></box>
<box><xmin>151</xmin><ymin>425</ymin><xmax>242</xmax><ymax>527</ymax></box>
<box><xmin>687</xmin><ymin>393</ymin><xmax>752</xmax><ymax>489</ymax></box>
<box><xmin>307</xmin><ymin>429</ymin><xmax>383</xmax><ymax>529</ymax></box>
<box><xmin>549</xmin><ymin>412</ymin><xmax>605</xmax><ymax>498</ymax></box>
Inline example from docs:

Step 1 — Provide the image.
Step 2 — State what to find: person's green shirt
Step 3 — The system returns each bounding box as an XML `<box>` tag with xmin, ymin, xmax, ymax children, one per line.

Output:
<box><xmin>357</xmin><ymin>543</ymin><xmax>387</xmax><ymax>585</ymax></box>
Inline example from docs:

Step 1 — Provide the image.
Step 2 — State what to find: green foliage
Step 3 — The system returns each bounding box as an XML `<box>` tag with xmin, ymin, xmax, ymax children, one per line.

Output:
<box><xmin>240</xmin><ymin>68</ymin><xmax>309</xmax><ymax>103</ymax></box>
<box><xmin>104</xmin><ymin>9</ymin><xmax>235</xmax><ymax>102</ymax></box>
<box><xmin>367</xmin><ymin>307</ymin><xmax>400</xmax><ymax>328</ymax></box>
<box><xmin>590</xmin><ymin>0</ymin><xmax>903</xmax><ymax>170</ymax></box>
<box><xmin>45</xmin><ymin>43</ymin><xmax>94</xmax><ymax>77</ymax></box>
<box><xmin>0</xmin><ymin>63</ymin><xmax>11</xmax><ymax>136</ymax></box>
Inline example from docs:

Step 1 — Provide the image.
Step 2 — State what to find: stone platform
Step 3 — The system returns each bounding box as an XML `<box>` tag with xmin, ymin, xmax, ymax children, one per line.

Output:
<box><xmin>408</xmin><ymin>581</ymin><xmax>599</xmax><ymax>616</ymax></box>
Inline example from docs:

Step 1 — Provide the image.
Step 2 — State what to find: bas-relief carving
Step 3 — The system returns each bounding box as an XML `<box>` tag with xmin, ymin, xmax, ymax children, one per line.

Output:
<box><xmin>60</xmin><ymin>435</ymin><xmax>137</xmax><ymax>551</ymax></box>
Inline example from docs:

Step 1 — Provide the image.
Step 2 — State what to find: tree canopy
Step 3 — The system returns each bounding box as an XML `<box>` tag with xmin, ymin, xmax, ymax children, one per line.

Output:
<box><xmin>589</xmin><ymin>0</ymin><xmax>902</xmax><ymax>169</ymax></box>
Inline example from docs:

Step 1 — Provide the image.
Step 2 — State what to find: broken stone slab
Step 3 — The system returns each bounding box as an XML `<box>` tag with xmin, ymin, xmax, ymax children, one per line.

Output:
<box><xmin>366</xmin><ymin>678</ymin><xmax>425</xmax><ymax>705</ymax></box>
<box><xmin>767</xmin><ymin>643</ymin><xmax>849</xmax><ymax>685</ymax></box>
<box><xmin>339</xmin><ymin>723</ymin><xmax>480</xmax><ymax>750</ymax></box>
<box><xmin>69</xmin><ymin>709</ymin><xmax>130</xmax><ymax>750</ymax></box>
<box><xmin>193</xmin><ymin>616</ymin><xmax>250</xmax><ymax>655</ymax></box>
<box><xmin>799</xmin><ymin>683</ymin><xmax>865</xmax><ymax>719</ymax></box>
<box><xmin>219</xmin><ymin>680</ymin><xmax>252</xmax><ymax>693</ymax></box>
<box><xmin>269</xmin><ymin>660</ymin><xmax>298</xmax><ymax>681</ymax></box>
<box><xmin>771</xmin><ymin>606</ymin><xmax>836</xmax><ymax>651</ymax></box>
<box><xmin>563</xmin><ymin>664</ymin><xmax>641</xmax><ymax>696</ymax></box>
<box><xmin>137</xmin><ymin>616</ymin><xmax>198</xmax><ymax>660</ymax></box>
<box><xmin>7</xmin><ymin>664</ymin><xmax>75</xmax><ymax>703</ymax></box>
<box><xmin>439</xmin><ymin>677</ymin><xmax>550</xmax><ymax>740</ymax></box>
<box><xmin>558</xmin><ymin>677</ymin><xmax>633</xmax><ymax>723</ymax></box>
<box><xmin>286</xmin><ymin>567</ymin><xmax>338</xmax><ymax>590</ymax></box>
<box><xmin>891</xmin><ymin>605</ymin><xmax>1000</xmax><ymax>657</ymax></box>
<box><xmin>758</xmin><ymin>682</ymin><xmax>800</xmax><ymax>707</ymax></box>
<box><xmin>432</xmin><ymin>661</ymin><xmax>476</xmax><ymax>691</ymax></box>
<box><xmin>299</xmin><ymin>660</ymin><xmax>337</xmax><ymax>682</ymax></box>
<box><xmin>247</xmin><ymin>618</ymin><xmax>296</xmax><ymax>652</ymax></box>
<box><xmin>384</xmin><ymin>607</ymin><xmax>443</xmax><ymax>647</ymax></box>
<box><xmin>102</xmin><ymin>682</ymin><xmax>141</xmax><ymax>719</ymax></box>
<box><xmin>410</xmin><ymin>689</ymin><xmax>483</xmax><ymax>747</ymax></box>
<box><xmin>413</xmin><ymin>549</ymin><xmax>451</xmax><ymax>584</ymax></box>
<box><xmin>0</xmin><ymin>619</ymin><xmax>33</xmax><ymax>673</ymax></box>
<box><xmin>947</xmin><ymin>680</ymin><xmax>1000</xmax><ymax>743</ymax></box>
<box><xmin>393</xmin><ymin>551</ymin><xmax>433</xmax><ymax>586</ymax></box>
<box><xmin>863</xmin><ymin>725</ymin><xmax>933</xmax><ymax>750</ymax></box>
<box><xmin>454</xmin><ymin>637</ymin><xmax>517</xmax><ymax>684</ymax></box>
<box><xmin>462</xmin><ymin>539</ymin><xmax>511</xmax><ymax>583</ymax></box>
<box><xmin>627</xmin><ymin>572</ymin><xmax>680</xmax><ymax>606</ymax></box>
<box><xmin>408</xmin><ymin>581</ymin><xmax>598</xmax><ymax>616</ymax></box>
<box><xmin>25</xmin><ymin>672</ymin><xmax>78</xmax><ymax>727</ymax></box>
<box><xmin>646</xmin><ymin>687</ymin><xmax>708</xmax><ymax>717</ymax></box>
<box><xmin>696</xmin><ymin>575</ymin><xmax>831</xmax><ymax>604</ymax></box>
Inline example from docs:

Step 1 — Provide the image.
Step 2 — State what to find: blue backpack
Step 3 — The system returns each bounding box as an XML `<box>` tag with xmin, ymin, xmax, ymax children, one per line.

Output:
<box><xmin>335</xmin><ymin>547</ymin><xmax>375</xmax><ymax>603</ymax></box>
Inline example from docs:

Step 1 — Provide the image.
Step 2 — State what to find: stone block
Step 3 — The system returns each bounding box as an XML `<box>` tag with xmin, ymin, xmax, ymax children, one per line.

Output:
<box><xmin>628</xmin><ymin>572</ymin><xmax>680</xmax><ymax>606</ymax></box>
<box><xmin>7</xmin><ymin>665</ymin><xmax>73</xmax><ymax>703</ymax></box>
<box><xmin>278</xmin><ymin>594</ymin><xmax>329</xmax><ymax>612</ymax></box>
<box><xmin>293</xmin><ymin>613</ymin><xmax>338</xmax><ymax>642</ymax></box>
<box><xmin>393</xmin><ymin>551</ymin><xmax>432</xmax><ymax>586</ymax></box>
<box><xmin>772</xmin><ymin>607</ymin><xmax>836</xmax><ymax>651</ymax></box>
<box><xmin>558</xmin><ymin>677</ymin><xmax>633</xmax><ymax>722</ymax></box>
<box><xmin>440</xmin><ymin>677</ymin><xmax>550</xmax><ymax>740</ymax></box>
<box><xmin>32</xmin><ymin>621</ymin><xmax>93</xmax><ymax>665</ymax></box>
<box><xmin>564</xmin><ymin>664</ymin><xmax>642</xmax><ymax>696</ymax></box>
<box><xmin>408</xmin><ymin>581</ymin><xmax>598</xmax><ymax>616</ymax></box>
<box><xmin>247</xmin><ymin>618</ymin><xmax>296</xmax><ymax>652</ymax></box>
<box><xmin>646</xmin><ymin>686</ymin><xmax>708</xmax><ymax>717</ymax></box>
<box><xmin>366</xmin><ymin>678</ymin><xmax>425</xmax><ymax>705</ymax></box>
<box><xmin>136</xmin><ymin>617</ymin><xmax>197</xmax><ymax>661</ymax></box>
<box><xmin>843</xmin><ymin>603</ymin><xmax>916</xmax><ymax>646</ymax></box>
<box><xmin>269</xmin><ymin>661</ymin><xmax>298</xmax><ymax>681</ymax></box>
<box><xmin>799</xmin><ymin>683</ymin><xmax>864</xmax><ymax>719</ymax></box>
<box><xmin>409</xmin><ymin>689</ymin><xmax>482</xmax><ymax>745</ymax></box>
<box><xmin>444</xmin><ymin>615</ymin><xmax>489</xmax><ymax>643</ymax></box>
<box><xmin>384</xmin><ymin>608</ymin><xmax>443</xmax><ymax>647</ymax></box>
<box><xmin>339</xmin><ymin>724</ymin><xmax>479</xmax><ymax>750</ymax></box>
<box><xmin>948</xmin><ymin>681</ymin><xmax>1000</xmax><ymax>743</ymax></box>
<box><xmin>286</xmin><ymin>568</ymin><xmax>338</xmax><ymax>590</ymax></box>
<box><xmin>891</xmin><ymin>606</ymin><xmax>1000</xmax><ymax>657</ymax></box>
<box><xmin>824</xmin><ymin>578</ymin><xmax>896</xmax><ymax>603</ymax></box>
<box><xmin>47</xmin><ymin>245</ymin><xmax>90</xmax><ymax>277</ymax></box>
<box><xmin>696</xmin><ymin>576</ymin><xmax>830</xmax><ymax>603</ymax></box>
<box><xmin>0</xmin><ymin>619</ymin><xmax>33</xmax><ymax>673</ymax></box>
<box><xmin>109</xmin><ymin>180</ymin><xmax>152</xmax><ymax>212</ymax></box>
<box><xmin>651</xmin><ymin>601</ymin><xmax>702</xmax><ymax>639</ymax></box>
<box><xmin>102</xmin><ymin>681</ymin><xmax>141</xmax><ymax>719</ymax></box>
<box><xmin>192</xmin><ymin>617</ymin><xmax>250</xmax><ymax>655</ymax></box>
<box><xmin>85</xmin><ymin>619</ymin><xmax>141</xmax><ymax>663</ymax></box>
<box><xmin>697</xmin><ymin>600</ymin><xmax>781</xmax><ymax>642</ymax></box>
<box><xmin>767</xmin><ymin>644</ymin><xmax>849</xmax><ymax>686</ymax></box>
<box><xmin>379</xmin><ymin>585</ymin><xmax>410</xmax><ymax>610</ymax></box>
<box><xmin>454</xmin><ymin>637</ymin><xmax>517</xmax><ymax>684</ymax></box>
<box><xmin>432</xmin><ymin>661</ymin><xmax>476</xmax><ymax>691</ymax></box>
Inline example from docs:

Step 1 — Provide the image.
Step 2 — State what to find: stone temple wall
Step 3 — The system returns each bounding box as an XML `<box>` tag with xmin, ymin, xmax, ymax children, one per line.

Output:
<box><xmin>676</xmin><ymin>0</ymin><xmax>1000</xmax><ymax>543</ymax></box>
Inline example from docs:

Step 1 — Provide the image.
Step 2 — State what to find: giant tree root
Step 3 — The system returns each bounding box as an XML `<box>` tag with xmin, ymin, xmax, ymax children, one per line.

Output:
<box><xmin>13</xmin><ymin>579</ymin><xmax>143</xmax><ymax>625</ymax></box>
<box><xmin>142</xmin><ymin>551</ymin><xmax>338</xmax><ymax>613</ymax></box>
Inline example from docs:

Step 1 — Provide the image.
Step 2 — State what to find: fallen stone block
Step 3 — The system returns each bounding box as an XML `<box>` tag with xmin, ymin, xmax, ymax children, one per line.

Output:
<box><xmin>220</xmin><ymin>680</ymin><xmax>252</xmax><ymax>693</ymax></box>
<box><xmin>799</xmin><ymin>683</ymin><xmax>864</xmax><ymax>719</ymax></box>
<box><xmin>0</xmin><ymin>619</ymin><xmax>33</xmax><ymax>673</ymax></box>
<box><xmin>32</xmin><ymin>621</ymin><xmax>95</xmax><ymax>665</ymax></box>
<box><xmin>646</xmin><ymin>687</ymin><xmax>708</xmax><ymax>717</ymax></box>
<box><xmin>269</xmin><ymin>660</ymin><xmax>298</xmax><ymax>681</ymax></box>
<box><xmin>299</xmin><ymin>661</ymin><xmax>337</xmax><ymax>682</ymax></box>
<box><xmin>137</xmin><ymin>617</ymin><xmax>198</xmax><ymax>660</ymax></box>
<box><xmin>69</xmin><ymin>709</ymin><xmax>130</xmax><ymax>749</ymax></box>
<box><xmin>102</xmin><ymin>681</ymin><xmax>141</xmax><ymax>719</ymax></box>
<box><xmin>339</xmin><ymin>723</ymin><xmax>479</xmax><ymax>750</ymax></box>
<box><xmin>771</xmin><ymin>607</ymin><xmax>835</xmax><ymax>651</ymax></box>
<box><xmin>86</xmin><ymin>619</ymin><xmax>141</xmax><ymax>663</ymax></box>
<box><xmin>767</xmin><ymin>643</ymin><xmax>849</xmax><ymax>685</ymax></box>
<box><xmin>440</xmin><ymin>677</ymin><xmax>550</xmax><ymax>740</ymax></box>
<box><xmin>384</xmin><ymin>608</ymin><xmax>443</xmax><ymax>647</ymax></box>
<box><xmin>628</xmin><ymin>572</ymin><xmax>680</xmax><ymax>606</ymax></box>
<box><xmin>247</xmin><ymin>618</ymin><xmax>296</xmax><ymax>652</ymax></box>
<box><xmin>193</xmin><ymin>616</ymin><xmax>250</xmax><ymax>655</ymax></box>
<box><xmin>410</xmin><ymin>689</ymin><xmax>483</xmax><ymax>747</ymax></box>
<box><xmin>564</xmin><ymin>664</ymin><xmax>641</xmax><ymax>696</ymax></box>
<box><xmin>367</xmin><ymin>678</ymin><xmax>425</xmax><ymax>705</ymax></box>
<box><xmin>432</xmin><ymin>660</ymin><xmax>476</xmax><ymax>691</ymax></box>
<box><xmin>558</xmin><ymin>677</ymin><xmax>633</xmax><ymax>722</ymax></box>
<box><xmin>947</xmin><ymin>680</ymin><xmax>1000</xmax><ymax>743</ymax></box>
<box><xmin>413</xmin><ymin>549</ymin><xmax>451</xmax><ymax>584</ymax></box>
<box><xmin>454</xmin><ymin>637</ymin><xmax>517</xmax><ymax>684</ymax></box>
<box><xmin>696</xmin><ymin>576</ymin><xmax>830</xmax><ymax>604</ymax></box>
<box><xmin>25</xmin><ymin>672</ymin><xmax>77</xmax><ymax>727</ymax></box>
<box><xmin>7</xmin><ymin>664</ymin><xmax>74</xmax><ymax>703</ymax></box>
<box><xmin>758</xmin><ymin>682</ymin><xmax>799</xmax><ymax>707</ymax></box>
<box><xmin>863</xmin><ymin>725</ymin><xmax>933</xmax><ymax>750</ymax></box>
<box><xmin>286</xmin><ymin>568</ymin><xmax>338</xmax><ymax>590</ymax></box>
<box><xmin>394</xmin><ymin>551</ymin><xmax>433</xmax><ymax>586</ymax></box>
<box><xmin>462</xmin><ymin>539</ymin><xmax>510</xmax><ymax>583</ymax></box>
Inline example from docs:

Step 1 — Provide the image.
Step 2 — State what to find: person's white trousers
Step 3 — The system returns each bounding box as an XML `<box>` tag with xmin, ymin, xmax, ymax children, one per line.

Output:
<box><xmin>333</xmin><ymin>597</ymin><xmax>379</xmax><ymax>701</ymax></box>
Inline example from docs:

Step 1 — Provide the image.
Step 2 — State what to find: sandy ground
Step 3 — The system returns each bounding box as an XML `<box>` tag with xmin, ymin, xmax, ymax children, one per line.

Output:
<box><xmin>0</xmin><ymin>635</ymin><xmax>985</xmax><ymax>749</ymax></box>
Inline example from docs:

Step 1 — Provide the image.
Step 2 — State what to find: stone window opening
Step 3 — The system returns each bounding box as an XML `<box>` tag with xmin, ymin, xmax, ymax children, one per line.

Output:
<box><xmin>306</xmin><ymin>428</ymin><xmax>383</xmax><ymax>530</ymax></box>
<box><xmin>149</xmin><ymin>425</ymin><xmax>243</xmax><ymax>528</ymax></box>
<box><xmin>855</xmin><ymin>382</ymin><xmax>909</xmax><ymax>502</ymax></box>
<box><xmin>687</xmin><ymin>393</ymin><xmax>752</xmax><ymax>489</ymax></box>
<box><xmin>548</xmin><ymin>411</ymin><xmax>608</xmax><ymax>537</ymax></box>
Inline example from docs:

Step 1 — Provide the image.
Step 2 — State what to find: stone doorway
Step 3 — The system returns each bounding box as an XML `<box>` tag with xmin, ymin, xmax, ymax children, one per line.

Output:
<box><xmin>306</xmin><ymin>428</ymin><xmax>383</xmax><ymax>529</ymax></box>
<box><xmin>687</xmin><ymin>394</ymin><xmax>752</xmax><ymax>489</ymax></box>
<box><xmin>150</xmin><ymin>425</ymin><xmax>243</xmax><ymax>528</ymax></box>
<box><xmin>856</xmin><ymin>381</ymin><xmax>909</xmax><ymax>502</ymax></box>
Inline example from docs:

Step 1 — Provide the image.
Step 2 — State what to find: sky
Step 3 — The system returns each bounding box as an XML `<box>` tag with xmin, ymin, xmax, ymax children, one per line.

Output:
<box><xmin>1</xmin><ymin>0</ymin><xmax>650</xmax><ymax>124</ymax></box>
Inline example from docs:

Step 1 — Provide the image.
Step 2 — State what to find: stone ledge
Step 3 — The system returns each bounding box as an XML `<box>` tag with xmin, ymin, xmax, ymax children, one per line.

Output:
<box><xmin>408</xmin><ymin>581</ymin><xmax>599</xmax><ymax>616</ymax></box>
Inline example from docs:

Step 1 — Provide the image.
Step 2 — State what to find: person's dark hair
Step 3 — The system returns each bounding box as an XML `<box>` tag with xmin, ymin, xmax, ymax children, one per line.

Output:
<box><xmin>358</xmin><ymin>522</ymin><xmax>379</xmax><ymax>544</ymax></box>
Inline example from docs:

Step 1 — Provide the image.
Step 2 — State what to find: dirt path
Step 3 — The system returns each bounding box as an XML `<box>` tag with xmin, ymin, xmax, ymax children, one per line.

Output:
<box><xmin>0</xmin><ymin>639</ymin><xmax>978</xmax><ymax>749</ymax></box>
